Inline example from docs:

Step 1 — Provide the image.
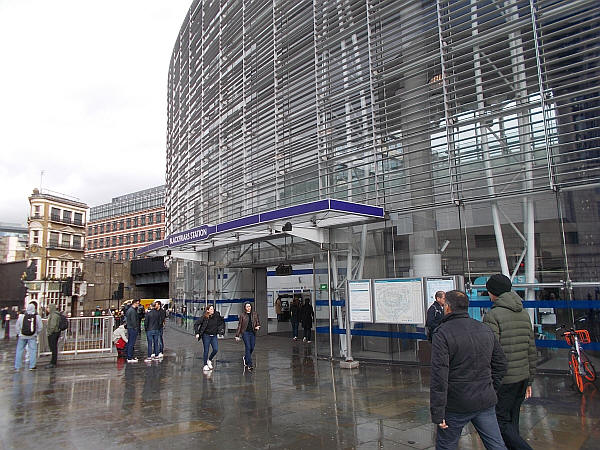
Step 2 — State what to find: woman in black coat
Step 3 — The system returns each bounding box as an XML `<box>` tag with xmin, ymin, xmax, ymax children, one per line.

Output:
<box><xmin>300</xmin><ymin>299</ymin><xmax>314</xmax><ymax>343</ymax></box>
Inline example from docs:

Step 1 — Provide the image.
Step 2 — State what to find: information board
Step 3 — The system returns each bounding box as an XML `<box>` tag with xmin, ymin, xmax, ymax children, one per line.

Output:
<box><xmin>425</xmin><ymin>277</ymin><xmax>456</xmax><ymax>308</ymax></box>
<box><xmin>347</xmin><ymin>280</ymin><xmax>373</xmax><ymax>322</ymax></box>
<box><xmin>373</xmin><ymin>278</ymin><xmax>424</xmax><ymax>324</ymax></box>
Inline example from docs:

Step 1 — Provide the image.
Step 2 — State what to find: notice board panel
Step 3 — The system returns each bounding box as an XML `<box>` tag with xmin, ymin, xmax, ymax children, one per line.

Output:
<box><xmin>348</xmin><ymin>280</ymin><xmax>373</xmax><ymax>322</ymax></box>
<box><xmin>373</xmin><ymin>278</ymin><xmax>424</xmax><ymax>324</ymax></box>
<box><xmin>425</xmin><ymin>277</ymin><xmax>456</xmax><ymax>308</ymax></box>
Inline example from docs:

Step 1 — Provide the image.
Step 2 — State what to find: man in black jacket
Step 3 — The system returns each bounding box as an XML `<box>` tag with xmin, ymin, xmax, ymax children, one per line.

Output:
<box><xmin>426</xmin><ymin>290</ymin><xmax>445</xmax><ymax>341</ymax></box>
<box><xmin>430</xmin><ymin>290</ymin><xmax>508</xmax><ymax>449</ymax></box>
<box><xmin>125</xmin><ymin>300</ymin><xmax>141</xmax><ymax>363</ymax></box>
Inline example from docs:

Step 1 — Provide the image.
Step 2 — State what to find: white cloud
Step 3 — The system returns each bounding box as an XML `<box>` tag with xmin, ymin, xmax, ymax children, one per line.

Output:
<box><xmin>0</xmin><ymin>0</ymin><xmax>191</xmax><ymax>224</ymax></box>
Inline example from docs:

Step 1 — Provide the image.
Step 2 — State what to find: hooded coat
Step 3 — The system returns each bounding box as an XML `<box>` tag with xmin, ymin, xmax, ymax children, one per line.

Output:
<box><xmin>16</xmin><ymin>303</ymin><xmax>43</xmax><ymax>339</ymax></box>
<box><xmin>483</xmin><ymin>290</ymin><xmax>537</xmax><ymax>385</ymax></box>
<box><xmin>46</xmin><ymin>304</ymin><xmax>61</xmax><ymax>334</ymax></box>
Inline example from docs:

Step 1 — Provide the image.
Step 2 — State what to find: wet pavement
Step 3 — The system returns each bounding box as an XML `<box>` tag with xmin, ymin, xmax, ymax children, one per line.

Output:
<box><xmin>1</xmin><ymin>324</ymin><xmax>599</xmax><ymax>449</ymax></box>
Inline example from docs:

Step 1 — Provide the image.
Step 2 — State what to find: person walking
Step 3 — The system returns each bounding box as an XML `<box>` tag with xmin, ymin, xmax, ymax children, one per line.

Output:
<box><xmin>426</xmin><ymin>291</ymin><xmax>446</xmax><ymax>342</ymax></box>
<box><xmin>235</xmin><ymin>302</ymin><xmax>260</xmax><ymax>371</ymax></box>
<box><xmin>144</xmin><ymin>303</ymin><xmax>162</xmax><ymax>362</ymax></box>
<box><xmin>45</xmin><ymin>304</ymin><xmax>61</xmax><ymax>368</ymax></box>
<box><xmin>484</xmin><ymin>274</ymin><xmax>537</xmax><ymax>450</ymax></box>
<box><xmin>194</xmin><ymin>305</ymin><xmax>225</xmax><ymax>372</ymax></box>
<box><xmin>155</xmin><ymin>301</ymin><xmax>166</xmax><ymax>358</ymax></box>
<box><xmin>300</xmin><ymin>298</ymin><xmax>314</xmax><ymax>343</ymax></box>
<box><xmin>275</xmin><ymin>296</ymin><xmax>282</xmax><ymax>322</ymax></box>
<box><xmin>14</xmin><ymin>303</ymin><xmax>43</xmax><ymax>371</ymax></box>
<box><xmin>125</xmin><ymin>300</ymin><xmax>141</xmax><ymax>363</ymax></box>
<box><xmin>430</xmin><ymin>290</ymin><xmax>508</xmax><ymax>450</ymax></box>
<box><xmin>290</xmin><ymin>297</ymin><xmax>301</xmax><ymax>340</ymax></box>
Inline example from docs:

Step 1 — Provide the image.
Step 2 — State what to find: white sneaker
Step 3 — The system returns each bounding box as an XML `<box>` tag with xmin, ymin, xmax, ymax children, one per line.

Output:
<box><xmin>158</xmin><ymin>352</ymin><xmax>164</xmax><ymax>358</ymax></box>
<box><xmin>127</xmin><ymin>358</ymin><xmax>138</xmax><ymax>363</ymax></box>
<box><xmin>307</xmin><ymin>340</ymin><xmax>312</xmax><ymax>343</ymax></box>
<box><xmin>207</xmin><ymin>360</ymin><xmax>213</xmax><ymax>369</ymax></box>
<box><xmin>145</xmin><ymin>357</ymin><xmax>153</xmax><ymax>362</ymax></box>
<box><xmin>293</xmin><ymin>337</ymin><xmax>297</xmax><ymax>340</ymax></box>
<box><xmin>302</xmin><ymin>337</ymin><xmax>306</xmax><ymax>342</ymax></box>
<box><xmin>150</xmin><ymin>354</ymin><xmax>156</xmax><ymax>359</ymax></box>
<box><xmin>203</xmin><ymin>364</ymin><xmax>211</xmax><ymax>371</ymax></box>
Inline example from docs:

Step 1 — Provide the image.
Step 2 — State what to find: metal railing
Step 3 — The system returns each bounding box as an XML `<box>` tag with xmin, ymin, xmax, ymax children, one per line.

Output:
<box><xmin>38</xmin><ymin>316</ymin><xmax>115</xmax><ymax>358</ymax></box>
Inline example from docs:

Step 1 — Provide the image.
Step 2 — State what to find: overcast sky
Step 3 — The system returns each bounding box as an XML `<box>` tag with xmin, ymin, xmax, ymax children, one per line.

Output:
<box><xmin>0</xmin><ymin>0</ymin><xmax>192</xmax><ymax>225</ymax></box>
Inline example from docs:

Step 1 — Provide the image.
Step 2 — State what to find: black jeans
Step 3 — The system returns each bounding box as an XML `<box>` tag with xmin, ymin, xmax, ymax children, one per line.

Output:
<box><xmin>48</xmin><ymin>331</ymin><xmax>60</xmax><ymax>365</ymax></box>
<box><xmin>496</xmin><ymin>380</ymin><xmax>533</xmax><ymax>450</ymax></box>
<box><xmin>303</xmin><ymin>326</ymin><xmax>312</xmax><ymax>341</ymax></box>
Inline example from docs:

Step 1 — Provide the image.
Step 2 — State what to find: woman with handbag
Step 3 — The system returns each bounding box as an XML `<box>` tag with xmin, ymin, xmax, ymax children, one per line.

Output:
<box><xmin>194</xmin><ymin>305</ymin><xmax>225</xmax><ymax>372</ymax></box>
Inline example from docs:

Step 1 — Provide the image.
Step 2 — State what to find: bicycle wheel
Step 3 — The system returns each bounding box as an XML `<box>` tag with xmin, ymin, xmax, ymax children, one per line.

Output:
<box><xmin>580</xmin><ymin>350</ymin><xmax>596</xmax><ymax>382</ymax></box>
<box><xmin>570</xmin><ymin>353</ymin><xmax>584</xmax><ymax>393</ymax></box>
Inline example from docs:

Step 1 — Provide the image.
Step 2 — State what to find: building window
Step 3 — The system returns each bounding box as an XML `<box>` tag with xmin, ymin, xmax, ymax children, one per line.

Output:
<box><xmin>119</xmin><ymin>219</ymin><xmax>124</xmax><ymax>230</ymax></box>
<box><xmin>48</xmin><ymin>260</ymin><xmax>57</xmax><ymax>278</ymax></box>
<box><xmin>156</xmin><ymin>212</ymin><xmax>162</xmax><ymax>222</ymax></box>
<box><xmin>112</xmin><ymin>221</ymin><xmax>117</xmax><ymax>231</ymax></box>
<box><xmin>99</xmin><ymin>223</ymin><xmax>105</xmax><ymax>233</ymax></box>
<box><xmin>94</xmin><ymin>239</ymin><xmax>98</xmax><ymax>249</ymax></box>
<box><xmin>73</xmin><ymin>235</ymin><xmax>81</xmax><ymax>249</ymax></box>
<box><xmin>63</xmin><ymin>210</ymin><xmax>72</xmax><ymax>223</ymax></box>
<box><xmin>93</xmin><ymin>225</ymin><xmax>98</xmax><ymax>235</ymax></box>
<box><xmin>140</xmin><ymin>215</ymin><xmax>146</xmax><ymax>226</ymax></box>
<box><xmin>133</xmin><ymin>233</ymin><xmax>138</xmax><ymax>243</ymax></box>
<box><xmin>111</xmin><ymin>251</ymin><xmax>116</xmax><ymax>260</ymax></box>
<box><xmin>139</xmin><ymin>232</ymin><xmax>145</xmax><ymax>243</ymax></box>
<box><xmin>126</xmin><ymin>218</ymin><xmax>131</xmax><ymax>229</ymax></box>
<box><xmin>105</xmin><ymin>237</ymin><xmax>110</xmax><ymax>247</ymax></box>
<box><xmin>61</xmin><ymin>234</ymin><xmax>71</xmax><ymax>248</ymax></box>
<box><xmin>33</xmin><ymin>205</ymin><xmax>41</xmax><ymax>218</ymax></box>
<box><xmin>87</xmin><ymin>240</ymin><xmax>92</xmax><ymax>250</ymax></box>
<box><xmin>126</xmin><ymin>234</ymin><xmax>131</xmax><ymax>244</ymax></box>
<box><xmin>112</xmin><ymin>236</ymin><xmax>117</xmax><ymax>246</ymax></box>
<box><xmin>87</xmin><ymin>226</ymin><xmax>92</xmax><ymax>235</ymax></box>
<box><xmin>74</xmin><ymin>212</ymin><xmax>83</xmax><ymax>226</ymax></box>
<box><xmin>133</xmin><ymin>216</ymin><xmax>138</xmax><ymax>227</ymax></box>
<box><xmin>125</xmin><ymin>249</ymin><xmax>130</xmax><ymax>260</ymax></box>
<box><xmin>148</xmin><ymin>214</ymin><xmax>154</xmax><ymax>225</ymax></box>
<box><xmin>60</xmin><ymin>261</ymin><xmax>69</xmax><ymax>279</ymax></box>
<box><xmin>118</xmin><ymin>250</ymin><xmax>123</xmax><ymax>260</ymax></box>
<box><xmin>119</xmin><ymin>235</ymin><xmax>123</xmax><ymax>245</ymax></box>
<box><xmin>49</xmin><ymin>232</ymin><xmax>59</xmax><ymax>247</ymax></box>
<box><xmin>51</xmin><ymin>207</ymin><xmax>60</xmax><ymax>221</ymax></box>
<box><xmin>32</xmin><ymin>230</ymin><xmax>39</xmax><ymax>244</ymax></box>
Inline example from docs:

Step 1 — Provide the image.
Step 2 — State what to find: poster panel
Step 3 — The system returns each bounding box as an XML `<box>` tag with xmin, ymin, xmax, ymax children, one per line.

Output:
<box><xmin>348</xmin><ymin>280</ymin><xmax>373</xmax><ymax>322</ymax></box>
<box><xmin>373</xmin><ymin>278</ymin><xmax>424</xmax><ymax>324</ymax></box>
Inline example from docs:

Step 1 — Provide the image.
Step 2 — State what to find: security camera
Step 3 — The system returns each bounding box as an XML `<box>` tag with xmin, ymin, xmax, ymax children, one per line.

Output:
<box><xmin>440</xmin><ymin>240</ymin><xmax>450</xmax><ymax>253</ymax></box>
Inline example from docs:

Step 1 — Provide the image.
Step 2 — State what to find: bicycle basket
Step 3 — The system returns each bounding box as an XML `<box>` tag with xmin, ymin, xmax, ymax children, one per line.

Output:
<box><xmin>565</xmin><ymin>329</ymin><xmax>591</xmax><ymax>345</ymax></box>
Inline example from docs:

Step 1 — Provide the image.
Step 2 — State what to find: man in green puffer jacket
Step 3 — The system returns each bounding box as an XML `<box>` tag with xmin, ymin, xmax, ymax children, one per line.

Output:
<box><xmin>484</xmin><ymin>274</ymin><xmax>536</xmax><ymax>450</ymax></box>
<box><xmin>45</xmin><ymin>304</ymin><xmax>61</xmax><ymax>368</ymax></box>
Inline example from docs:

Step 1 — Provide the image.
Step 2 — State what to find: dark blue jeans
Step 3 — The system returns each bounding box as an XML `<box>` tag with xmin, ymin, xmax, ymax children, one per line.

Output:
<box><xmin>436</xmin><ymin>405</ymin><xmax>506</xmax><ymax>450</ymax></box>
<box><xmin>158</xmin><ymin>327</ymin><xmax>164</xmax><ymax>353</ymax></box>
<box><xmin>291</xmin><ymin>320</ymin><xmax>299</xmax><ymax>338</ymax></box>
<box><xmin>202</xmin><ymin>334</ymin><xmax>218</xmax><ymax>365</ymax></box>
<box><xmin>242</xmin><ymin>331</ymin><xmax>256</xmax><ymax>367</ymax></box>
<box><xmin>127</xmin><ymin>328</ymin><xmax>138</xmax><ymax>360</ymax></box>
<box><xmin>146</xmin><ymin>329</ymin><xmax>160</xmax><ymax>357</ymax></box>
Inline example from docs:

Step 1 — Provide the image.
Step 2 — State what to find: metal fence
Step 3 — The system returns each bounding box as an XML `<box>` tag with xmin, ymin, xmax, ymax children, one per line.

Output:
<box><xmin>38</xmin><ymin>316</ymin><xmax>115</xmax><ymax>358</ymax></box>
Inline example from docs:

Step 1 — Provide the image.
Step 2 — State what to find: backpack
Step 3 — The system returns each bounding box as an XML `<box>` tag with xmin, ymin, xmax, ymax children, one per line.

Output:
<box><xmin>21</xmin><ymin>313</ymin><xmax>37</xmax><ymax>336</ymax></box>
<box><xmin>58</xmin><ymin>313</ymin><xmax>69</xmax><ymax>331</ymax></box>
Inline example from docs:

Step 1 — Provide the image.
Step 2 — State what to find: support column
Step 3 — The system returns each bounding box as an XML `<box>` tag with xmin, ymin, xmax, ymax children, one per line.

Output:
<box><xmin>253</xmin><ymin>268</ymin><xmax>268</xmax><ymax>337</ymax></box>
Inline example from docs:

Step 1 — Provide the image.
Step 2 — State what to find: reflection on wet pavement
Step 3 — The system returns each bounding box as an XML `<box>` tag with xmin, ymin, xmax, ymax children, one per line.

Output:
<box><xmin>1</xmin><ymin>327</ymin><xmax>599</xmax><ymax>449</ymax></box>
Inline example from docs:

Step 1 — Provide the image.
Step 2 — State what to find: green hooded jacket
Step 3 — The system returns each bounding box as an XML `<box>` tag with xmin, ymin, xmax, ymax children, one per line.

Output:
<box><xmin>483</xmin><ymin>290</ymin><xmax>537</xmax><ymax>385</ymax></box>
<box><xmin>47</xmin><ymin>304</ymin><xmax>61</xmax><ymax>334</ymax></box>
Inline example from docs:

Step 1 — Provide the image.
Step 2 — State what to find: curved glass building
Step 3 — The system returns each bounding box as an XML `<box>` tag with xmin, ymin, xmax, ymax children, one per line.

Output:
<box><xmin>162</xmin><ymin>0</ymin><xmax>600</xmax><ymax>363</ymax></box>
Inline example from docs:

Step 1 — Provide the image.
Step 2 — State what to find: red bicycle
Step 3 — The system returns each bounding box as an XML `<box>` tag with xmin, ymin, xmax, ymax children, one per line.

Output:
<box><xmin>558</xmin><ymin>325</ymin><xmax>596</xmax><ymax>393</ymax></box>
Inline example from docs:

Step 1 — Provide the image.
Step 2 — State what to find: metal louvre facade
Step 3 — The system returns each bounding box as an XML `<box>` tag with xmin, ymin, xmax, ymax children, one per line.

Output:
<box><xmin>166</xmin><ymin>0</ymin><xmax>600</xmax><ymax>364</ymax></box>
<box><xmin>166</xmin><ymin>0</ymin><xmax>599</xmax><ymax>232</ymax></box>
